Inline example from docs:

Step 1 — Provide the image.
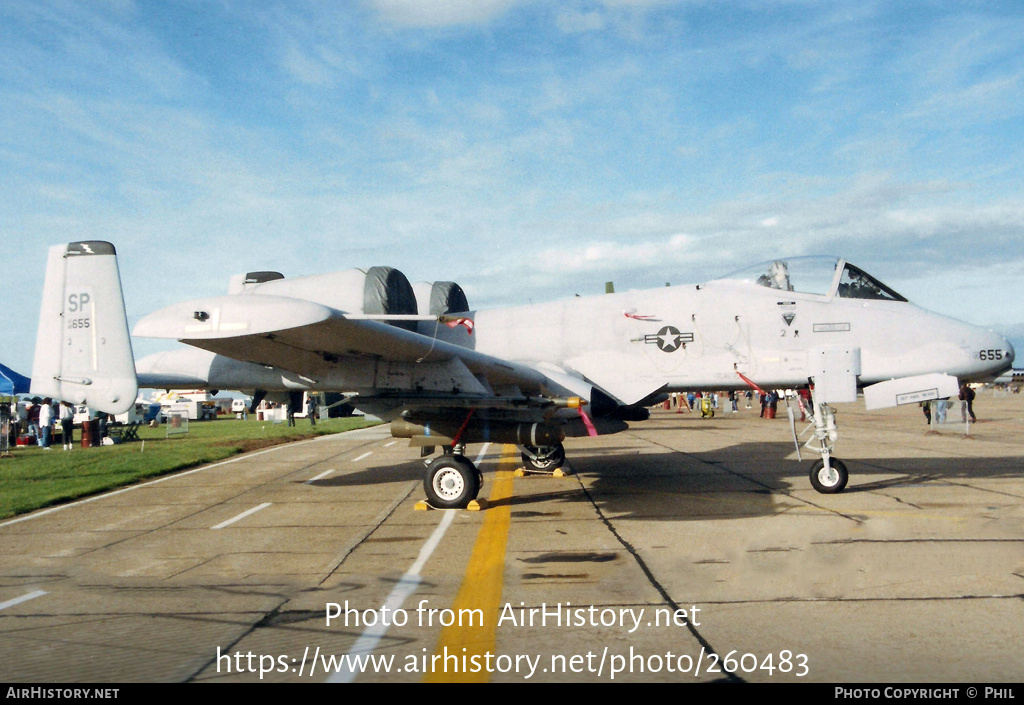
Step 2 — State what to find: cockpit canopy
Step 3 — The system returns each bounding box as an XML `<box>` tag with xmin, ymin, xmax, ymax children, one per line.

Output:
<box><xmin>711</xmin><ymin>256</ymin><xmax>907</xmax><ymax>302</ymax></box>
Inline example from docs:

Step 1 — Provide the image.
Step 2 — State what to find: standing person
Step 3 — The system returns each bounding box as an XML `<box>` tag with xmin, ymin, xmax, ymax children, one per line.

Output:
<box><xmin>0</xmin><ymin>401</ymin><xmax>10</xmax><ymax>455</ymax></box>
<box><xmin>27</xmin><ymin>400</ymin><xmax>40</xmax><ymax>445</ymax></box>
<box><xmin>59</xmin><ymin>402</ymin><xmax>75</xmax><ymax>450</ymax></box>
<box><xmin>306</xmin><ymin>394</ymin><xmax>317</xmax><ymax>426</ymax></box>
<box><xmin>16</xmin><ymin>401</ymin><xmax>27</xmax><ymax>437</ymax></box>
<box><xmin>38</xmin><ymin>398</ymin><xmax>54</xmax><ymax>450</ymax></box>
<box><xmin>797</xmin><ymin>388</ymin><xmax>810</xmax><ymax>422</ymax></box>
<box><xmin>959</xmin><ymin>383</ymin><xmax>977</xmax><ymax>423</ymax></box>
<box><xmin>96</xmin><ymin>412</ymin><xmax>110</xmax><ymax>443</ymax></box>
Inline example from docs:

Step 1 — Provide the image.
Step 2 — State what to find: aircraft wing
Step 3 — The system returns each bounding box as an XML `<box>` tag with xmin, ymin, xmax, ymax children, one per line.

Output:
<box><xmin>134</xmin><ymin>294</ymin><xmax>562</xmax><ymax>403</ymax></box>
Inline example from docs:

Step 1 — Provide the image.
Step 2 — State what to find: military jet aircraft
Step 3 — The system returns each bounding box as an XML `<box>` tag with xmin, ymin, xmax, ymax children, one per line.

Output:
<box><xmin>32</xmin><ymin>242</ymin><xmax>1014</xmax><ymax>507</ymax></box>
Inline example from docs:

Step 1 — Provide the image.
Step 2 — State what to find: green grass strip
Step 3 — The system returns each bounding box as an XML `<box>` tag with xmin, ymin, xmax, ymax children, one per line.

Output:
<box><xmin>0</xmin><ymin>416</ymin><xmax>378</xmax><ymax>519</ymax></box>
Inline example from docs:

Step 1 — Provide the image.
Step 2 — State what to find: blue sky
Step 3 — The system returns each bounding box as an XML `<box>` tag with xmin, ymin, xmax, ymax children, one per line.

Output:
<box><xmin>2</xmin><ymin>0</ymin><xmax>1023</xmax><ymax>373</ymax></box>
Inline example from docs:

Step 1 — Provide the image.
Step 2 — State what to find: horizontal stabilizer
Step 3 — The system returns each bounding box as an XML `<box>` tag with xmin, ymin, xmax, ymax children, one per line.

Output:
<box><xmin>862</xmin><ymin>373</ymin><xmax>961</xmax><ymax>411</ymax></box>
<box><xmin>134</xmin><ymin>295</ymin><xmax>333</xmax><ymax>339</ymax></box>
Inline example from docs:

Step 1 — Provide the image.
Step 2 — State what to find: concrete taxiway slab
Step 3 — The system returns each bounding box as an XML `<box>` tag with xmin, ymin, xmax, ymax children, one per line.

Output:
<box><xmin>0</xmin><ymin>394</ymin><xmax>1022</xmax><ymax>683</ymax></box>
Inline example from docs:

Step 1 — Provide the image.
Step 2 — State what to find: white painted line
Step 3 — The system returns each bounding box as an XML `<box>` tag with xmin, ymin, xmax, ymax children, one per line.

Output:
<box><xmin>319</xmin><ymin>424</ymin><xmax>388</xmax><ymax>441</ymax></box>
<box><xmin>351</xmin><ymin>452</ymin><xmax>373</xmax><ymax>462</ymax></box>
<box><xmin>0</xmin><ymin>590</ymin><xmax>47</xmax><ymax>611</ymax></box>
<box><xmin>306</xmin><ymin>468</ymin><xmax>336</xmax><ymax>484</ymax></box>
<box><xmin>383</xmin><ymin>440</ymin><xmax>397</xmax><ymax>448</ymax></box>
<box><xmin>326</xmin><ymin>511</ymin><xmax>455</xmax><ymax>683</ymax></box>
<box><xmin>211</xmin><ymin>503</ymin><xmax>272</xmax><ymax>530</ymax></box>
<box><xmin>327</xmin><ymin>443</ymin><xmax>491</xmax><ymax>684</ymax></box>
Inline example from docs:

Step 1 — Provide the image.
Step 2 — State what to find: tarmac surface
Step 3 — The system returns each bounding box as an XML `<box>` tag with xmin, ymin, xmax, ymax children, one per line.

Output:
<box><xmin>0</xmin><ymin>391</ymin><xmax>1022</xmax><ymax>683</ymax></box>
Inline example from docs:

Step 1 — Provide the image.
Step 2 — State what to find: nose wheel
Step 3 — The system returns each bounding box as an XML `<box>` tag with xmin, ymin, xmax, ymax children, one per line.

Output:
<box><xmin>809</xmin><ymin>458</ymin><xmax>848</xmax><ymax>494</ymax></box>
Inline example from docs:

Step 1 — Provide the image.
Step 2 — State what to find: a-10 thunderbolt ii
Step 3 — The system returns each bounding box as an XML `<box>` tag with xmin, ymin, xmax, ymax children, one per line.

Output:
<box><xmin>32</xmin><ymin>242</ymin><xmax>1014</xmax><ymax>508</ymax></box>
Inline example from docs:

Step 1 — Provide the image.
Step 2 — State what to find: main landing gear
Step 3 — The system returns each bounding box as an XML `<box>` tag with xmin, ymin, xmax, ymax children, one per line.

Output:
<box><xmin>519</xmin><ymin>443</ymin><xmax>565</xmax><ymax>472</ymax></box>
<box><xmin>422</xmin><ymin>446</ymin><xmax>483</xmax><ymax>509</ymax></box>
<box><xmin>419</xmin><ymin>441</ymin><xmax>569</xmax><ymax>509</ymax></box>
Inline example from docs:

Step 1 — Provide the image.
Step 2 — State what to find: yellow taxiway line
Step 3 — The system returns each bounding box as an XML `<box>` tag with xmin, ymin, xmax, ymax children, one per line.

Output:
<box><xmin>423</xmin><ymin>445</ymin><xmax>517</xmax><ymax>683</ymax></box>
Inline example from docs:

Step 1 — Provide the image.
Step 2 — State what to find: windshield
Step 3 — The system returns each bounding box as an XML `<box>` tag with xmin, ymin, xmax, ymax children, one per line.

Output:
<box><xmin>710</xmin><ymin>257</ymin><xmax>907</xmax><ymax>301</ymax></box>
<box><xmin>712</xmin><ymin>257</ymin><xmax>841</xmax><ymax>296</ymax></box>
<box><xmin>835</xmin><ymin>263</ymin><xmax>907</xmax><ymax>301</ymax></box>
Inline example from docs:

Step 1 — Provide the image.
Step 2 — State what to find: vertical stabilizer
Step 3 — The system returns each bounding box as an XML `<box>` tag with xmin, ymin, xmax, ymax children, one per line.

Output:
<box><xmin>30</xmin><ymin>242</ymin><xmax>137</xmax><ymax>414</ymax></box>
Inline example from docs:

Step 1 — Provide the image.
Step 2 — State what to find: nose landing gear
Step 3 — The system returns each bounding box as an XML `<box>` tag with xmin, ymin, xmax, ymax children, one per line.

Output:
<box><xmin>805</xmin><ymin>400</ymin><xmax>849</xmax><ymax>494</ymax></box>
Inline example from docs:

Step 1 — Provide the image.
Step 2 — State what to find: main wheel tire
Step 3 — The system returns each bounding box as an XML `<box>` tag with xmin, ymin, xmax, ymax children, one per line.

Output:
<box><xmin>521</xmin><ymin>444</ymin><xmax>565</xmax><ymax>471</ymax></box>
<box><xmin>809</xmin><ymin>458</ymin><xmax>848</xmax><ymax>494</ymax></box>
<box><xmin>424</xmin><ymin>456</ymin><xmax>480</xmax><ymax>508</ymax></box>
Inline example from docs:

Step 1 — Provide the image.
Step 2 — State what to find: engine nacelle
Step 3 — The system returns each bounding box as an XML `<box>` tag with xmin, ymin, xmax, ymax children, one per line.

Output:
<box><xmin>412</xmin><ymin>281</ymin><xmax>470</xmax><ymax>315</ymax></box>
<box><xmin>412</xmin><ymin>280</ymin><xmax>474</xmax><ymax>344</ymax></box>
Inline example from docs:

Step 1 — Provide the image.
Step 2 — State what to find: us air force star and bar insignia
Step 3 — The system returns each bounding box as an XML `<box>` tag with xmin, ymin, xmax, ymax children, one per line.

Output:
<box><xmin>643</xmin><ymin>326</ymin><xmax>693</xmax><ymax>352</ymax></box>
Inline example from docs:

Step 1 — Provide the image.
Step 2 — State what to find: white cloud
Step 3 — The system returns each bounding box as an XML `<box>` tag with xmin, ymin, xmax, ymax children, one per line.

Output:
<box><xmin>369</xmin><ymin>0</ymin><xmax>524</xmax><ymax>28</ymax></box>
<box><xmin>282</xmin><ymin>44</ymin><xmax>337</xmax><ymax>86</ymax></box>
<box><xmin>556</xmin><ymin>10</ymin><xmax>606</xmax><ymax>34</ymax></box>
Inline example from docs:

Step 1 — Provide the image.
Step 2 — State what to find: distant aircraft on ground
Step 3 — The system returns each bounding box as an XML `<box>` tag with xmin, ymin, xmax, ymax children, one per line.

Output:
<box><xmin>31</xmin><ymin>242</ymin><xmax>1014</xmax><ymax>506</ymax></box>
<box><xmin>992</xmin><ymin>368</ymin><xmax>1024</xmax><ymax>385</ymax></box>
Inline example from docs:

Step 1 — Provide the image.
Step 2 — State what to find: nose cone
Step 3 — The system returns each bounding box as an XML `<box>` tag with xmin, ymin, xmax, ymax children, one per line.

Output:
<box><xmin>1001</xmin><ymin>338</ymin><xmax>1016</xmax><ymax>371</ymax></box>
<box><xmin>967</xmin><ymin>329</ymin><xmax>1015</xmax><ymax>381</ymax></box>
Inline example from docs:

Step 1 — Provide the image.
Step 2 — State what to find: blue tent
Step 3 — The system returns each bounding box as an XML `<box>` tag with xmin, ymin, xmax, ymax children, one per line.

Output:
<box><xmin>0</xmin><ymin>364</ymin><xmax>31</xmax><ymax>396</ymax></box>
